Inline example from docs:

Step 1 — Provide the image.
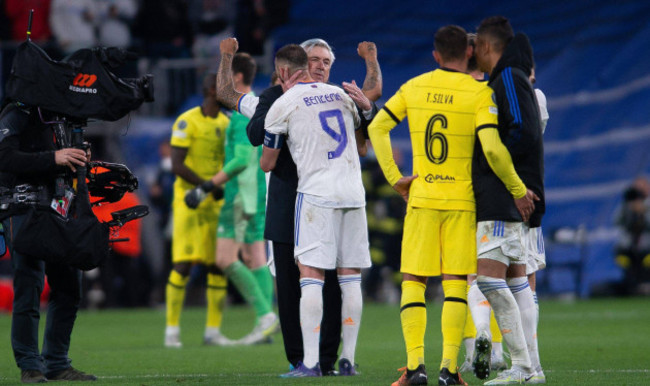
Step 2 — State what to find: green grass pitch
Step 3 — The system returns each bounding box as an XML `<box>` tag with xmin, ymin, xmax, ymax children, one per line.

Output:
<box><xmin>0</xmin><ymin>297</ymin><xmax>647</xmax><ymax>385</ymax></box>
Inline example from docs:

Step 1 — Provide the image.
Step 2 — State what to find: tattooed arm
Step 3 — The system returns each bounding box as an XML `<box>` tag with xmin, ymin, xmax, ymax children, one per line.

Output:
<box><xmin>216</xmin><ymin>38</ymin><xmax>245</xmax><ymax>110</ymax></box>
<box><xmin>358</xmin><ymin>41</ymin><xmax>383</xmax><ymax>102</ymax></box>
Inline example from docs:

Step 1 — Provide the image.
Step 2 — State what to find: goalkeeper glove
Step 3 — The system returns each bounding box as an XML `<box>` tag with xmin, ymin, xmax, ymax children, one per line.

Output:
<box><xmin>212</xmin><ymin>186</ymin><xmax>224</xmax><ymax>200</ymax></box>
<box><xmin>184</xmin><ymin>180</ymin><xmax>215</xmax><ymax>209</ymax></box>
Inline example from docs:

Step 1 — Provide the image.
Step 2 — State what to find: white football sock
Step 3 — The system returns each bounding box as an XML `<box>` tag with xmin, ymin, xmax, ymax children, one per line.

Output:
<box><xmin>464</xmin><ymin>337</ymin><xmax>475</xmax><ymax>359</ymax></box>
<box><xmin>492</xmin><ymin>341</ymin><xmax>503</xmax><ymax>358</ymax></box>
<box><xmin>338</xmin><ymin>274</ymin><xmax>362</xmax><ymax>365</ymax></box>
<box><xmin>299</xmin><ymin>278</ymin><xmax>324</xmax><ymax>369</ymax></box>
<box><xmin>533</xmin><ymin>291</ymin><xmax>539</xmax><ymax>324</ymax></box>
<box><xmin>468</xmin><ymin>281</ymin><xmax>492</xmax><ymax>337</ymax></box>
<box><xmin>477</xmin><ymin>275</ymin><xmax>532</xmax><ymax>371</ymax></box>
<box><xmin>532</xmin><ymin>291</ymin><xmax>542</xmax><ymax>372</ymax></box>
<box><xmin>507</xmin><ymin>277</ymin><xmax>539</xmax><ymax>373</ymax></box>
<box><xmin>204</xmin><ymin>327</ymin><xmax>220</xmax><ymax>338</ymax></box>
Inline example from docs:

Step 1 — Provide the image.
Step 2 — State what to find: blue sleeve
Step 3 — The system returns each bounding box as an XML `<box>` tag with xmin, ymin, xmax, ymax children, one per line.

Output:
<box><xmin>498</xmin><ymin>68</ymin><xmax>540</xmax><ymax>155</ymax></box>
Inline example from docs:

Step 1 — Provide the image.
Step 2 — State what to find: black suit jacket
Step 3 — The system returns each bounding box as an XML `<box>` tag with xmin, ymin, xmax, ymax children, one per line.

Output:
<box><xmin>246</xmin><ymin>84</ymin><xmax>377</xmax><ymax>243</ymax></box>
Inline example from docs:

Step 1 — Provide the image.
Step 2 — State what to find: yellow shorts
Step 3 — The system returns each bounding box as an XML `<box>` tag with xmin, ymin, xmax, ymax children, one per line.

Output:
<box><xmin>401</xmin><ymin>207</ymin><xmax>476</xmax><ymax>277</ymax></box>
<box><xmin>171</xmin><ymin>196</ymin><xmax>222</xmax><ymax>264</ymax></box>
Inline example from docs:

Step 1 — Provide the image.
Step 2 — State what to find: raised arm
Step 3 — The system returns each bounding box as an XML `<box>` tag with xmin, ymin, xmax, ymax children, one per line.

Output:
<box><xmin>216</xmin><ymin>38</ymin><xmax>246</xmax><ymax>110</ymax></box>
<box><xmin>358</xmin><ymin>41</ymin><xmax>382</xmax><ymax>102</ymax></box>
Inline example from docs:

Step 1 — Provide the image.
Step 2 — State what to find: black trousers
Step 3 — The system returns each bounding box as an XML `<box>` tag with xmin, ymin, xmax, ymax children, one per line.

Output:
<box><xmin>273</xmin><ymin>241</ymin><xmax>341</xmax><ymax>372</ymax></box>
<box><xmin>3</xmin><ymin>214</ymin><xmax>82</xmax><ymax>375</ymax></box>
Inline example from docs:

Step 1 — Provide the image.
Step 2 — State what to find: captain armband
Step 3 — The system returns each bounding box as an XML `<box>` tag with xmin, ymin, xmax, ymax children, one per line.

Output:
<box><xmin>264</xmin><ymin>131</ymin><xmax>285</xmax><ymax>149</ymax></box>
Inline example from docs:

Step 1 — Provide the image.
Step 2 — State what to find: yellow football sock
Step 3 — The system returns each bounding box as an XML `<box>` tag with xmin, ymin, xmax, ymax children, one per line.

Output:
<box><xmin>401</xmin><ymin>280</ymin><xmax>427</xmax><ymax>371</ymax></box>
<box><xmin>206</xmin><ymin>273</ymin><xmax>228</xmax><ymax>328</ymax></box>
<box><xmin>490</xmin><ymin>310</ymin><xmax>502</xmax><ymax>343</ymax></box>
<box><xmin>463</xmin><ymin>284</ymin><xmax>476</xmax><ymax>339</ymax></box>
<box><xmin>166</xmin><ymin>270</ymin><xmax>189</xmax><ymax>327</ymax></box>
<box><xmin>441</xmin><ymin>279</ymin><xmax>467</xmax><ymax>372</ymax></box>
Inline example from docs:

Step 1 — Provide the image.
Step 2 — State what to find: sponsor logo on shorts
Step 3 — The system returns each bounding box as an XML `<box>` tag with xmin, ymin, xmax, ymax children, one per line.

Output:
<box><xmin>480</xmin><ymin>235</ymin><xmax>489</xmax><ymax>243</ymax></box>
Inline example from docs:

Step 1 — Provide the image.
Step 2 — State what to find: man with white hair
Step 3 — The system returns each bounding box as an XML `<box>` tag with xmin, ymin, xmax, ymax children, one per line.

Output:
<box><xmin>260</xmin><ymin>43</ymin><xmax>371</xmax><ymax>377</ymax></box>
<box><xmin>215</xmin><ymin>36</ymin><xmax>381</xmax><ymax>375</ymax></box>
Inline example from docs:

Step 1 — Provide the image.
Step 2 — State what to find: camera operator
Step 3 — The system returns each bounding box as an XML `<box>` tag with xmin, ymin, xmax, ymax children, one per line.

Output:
<box><xmin>0</xmin><ymin>101</ymin><xmax>96</xmax><ymax>383</ymax></box>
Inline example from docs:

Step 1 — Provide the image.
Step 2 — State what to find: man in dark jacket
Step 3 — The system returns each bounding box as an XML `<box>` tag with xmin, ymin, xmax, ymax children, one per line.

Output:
<box><xmin>471</xmin><ymin>16</ymin><xmax>544</xmax><ymax>385</ymax></box>
<box><xmin>0</xmin><ymin>102</ymin><xmax>96</xmax><ymax>383</ymax></box>
<box><xmin>215</xmin><ymin>37</ymin><xmax>380</xmax><ymax>375</ymax></box>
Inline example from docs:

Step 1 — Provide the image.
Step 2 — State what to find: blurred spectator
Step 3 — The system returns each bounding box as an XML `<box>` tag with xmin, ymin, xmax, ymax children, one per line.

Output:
<box><xmin>614</xmin><ymin>176</ymin><xmax>650</xmax><ymax>295</ymax></box>
<box><xmin>50</xmin><ymin>0</ymin><xmax>97</xmax><ymax>55</ymax></box>
<box><xmin>132</xmin><ymin>0</ymin><xmax>192</xmax><ymax>59</ymax></box>
<box><xmin>148</xmin><ymin>140</ymin><xmax>175</xmax><ymax>304</ymax></box>
<box><xmin>362</xmin><ymin>145</ymin><xmax>405</xmax><ymax>303</ymax></box>
<box><xmin>188</xmin><ymin>0</ymin><xmax>235</xmax><ymax>61</ymax></box>
<box><xmin>95</xmin><ymin>0</ymin><xmax>138</xmax><ymax>78</ymax></box>
<box><xmin>49</xmin><ymin>0</ymin><xmax>97</xmax><ymax>55</ymax></box>
<box><xmin>4</xmin><ymin>0</ymin><xmax>64</xmax><ymax>64</ymax></box>
<box><xmin>149</xmin><ymin>141</ymin><xmax>175</xmax><ymax>241</ymax></box>
<box><xmin>234</xmin><ymin>0</ymin><xmax>290</xmax><ymax>56</ymax></box>
<box><xmin>234</xmin><ymin>0</ymin><xmax>265</xmax><ymax>56</ymax></box>
<box><xmin>95</xmin><ymin>0</ymin><xmax>137</xmax><ymax>48</ymax></box>
<box><xmin>5</xmin><ymin>0</ymin><xmax>52</xmax><ymax>42</ymax></box>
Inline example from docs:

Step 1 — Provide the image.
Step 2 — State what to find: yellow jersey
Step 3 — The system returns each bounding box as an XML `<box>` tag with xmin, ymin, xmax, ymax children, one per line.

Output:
<box><xmin>369</xmin><ymin>68</ymin><xmax>498</xmax><ymax>211</ymax></box>
<box><xmin>170</xmin><ymin>106</ymin><xmax>230</xmax><ymax>193</ymax></box>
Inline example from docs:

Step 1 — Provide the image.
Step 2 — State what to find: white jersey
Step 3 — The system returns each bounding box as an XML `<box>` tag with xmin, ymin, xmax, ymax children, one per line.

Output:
<box><xmin>265</xmin><ymin>81</ymin><xmax>364</xmax><ymax>208</ymax></box>
<box><xmin>534</xmin><ymin>88</ymin><xmax>549</xmax><ymax>134</ymax></box>
<box><xmin>237</xmin><ymin>93</ymin><xmax>259</xmax><ymax>119</ymax></box>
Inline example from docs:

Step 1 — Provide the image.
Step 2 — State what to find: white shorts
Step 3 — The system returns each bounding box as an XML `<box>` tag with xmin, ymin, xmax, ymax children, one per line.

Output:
<box><xmin>476</xmin><ymin>221</ymin><xmax>526</xmax><ymax>266</ymax></box>
<box><xmin>523</xmin><ymin>226</ymin><xmax>546</xmax><ymax>275</ymax></box>
<box><xmin>294</xmin><ymin>194</ymin><xmax>371</xmax><ymax>270</ymax></box>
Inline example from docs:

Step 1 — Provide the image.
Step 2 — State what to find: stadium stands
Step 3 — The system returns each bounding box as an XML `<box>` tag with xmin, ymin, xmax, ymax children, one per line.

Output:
<box><xmin>270</xmin><ymin>0</ymin><xmax>650</xmax><ymax>296</ymax></box>
<box><xmin>4</xmin><ymin>1</ymin><xmax>647</xmax><ymax>298</ymax></box>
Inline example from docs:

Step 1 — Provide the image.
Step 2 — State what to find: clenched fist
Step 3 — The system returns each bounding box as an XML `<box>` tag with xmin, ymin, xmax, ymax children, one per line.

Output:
<box><xmin>357</xmin><ymin>41</ymin><xmax>377</xmax><ymax>60</ymax></box>
<box><xmin>220</xmin><ymin>38</ymin><xmax>239</xmax><ymax>55</ymax></box>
